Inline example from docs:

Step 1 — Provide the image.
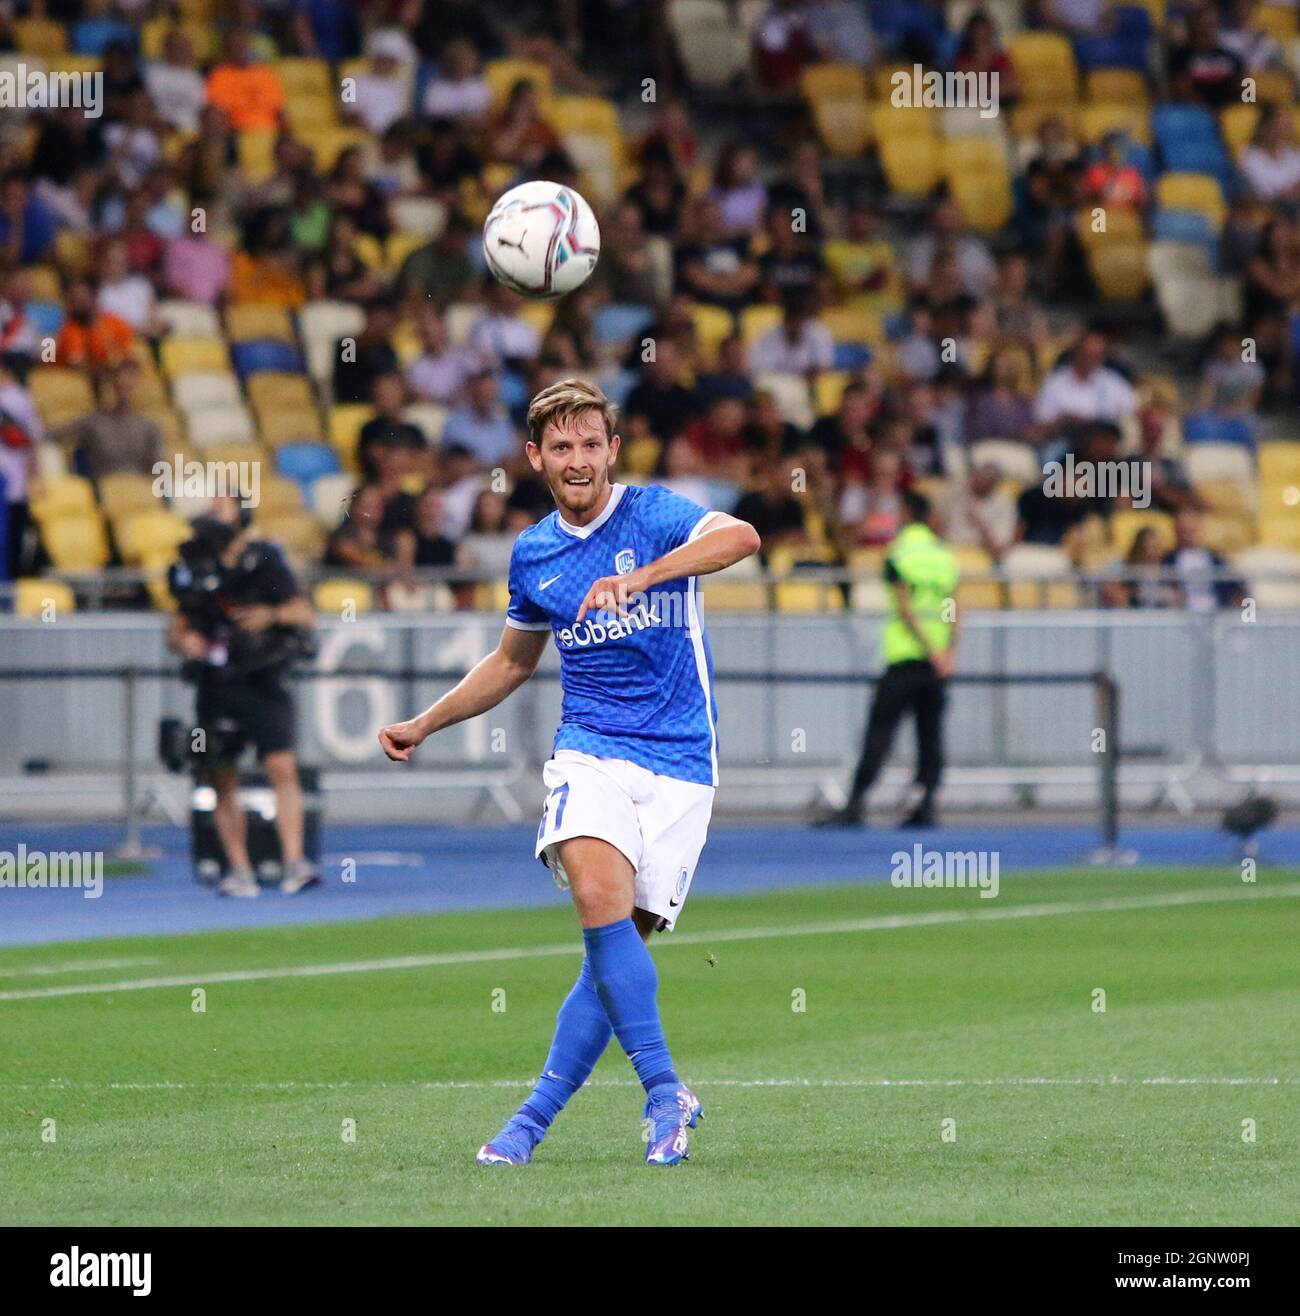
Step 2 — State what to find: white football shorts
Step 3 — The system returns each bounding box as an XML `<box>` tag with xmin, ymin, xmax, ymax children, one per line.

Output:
<box><xmin>534</xmin><ymin>749</ymin><xmax>715</xmax><ymax>931</ymax></box>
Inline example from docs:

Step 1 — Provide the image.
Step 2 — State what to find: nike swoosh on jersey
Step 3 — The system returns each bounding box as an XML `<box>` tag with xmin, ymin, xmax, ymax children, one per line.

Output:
<box><xmin>539</xmin><ymin>573</ymin><xmax>563</xmax><ymax>589</ymax></box>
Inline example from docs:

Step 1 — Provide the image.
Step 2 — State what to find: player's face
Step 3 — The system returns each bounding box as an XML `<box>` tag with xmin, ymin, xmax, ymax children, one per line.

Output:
<box><xmin>529</xmin><ymin>412</ymin><xmax>621</xmax><ymax>519</ymax></box>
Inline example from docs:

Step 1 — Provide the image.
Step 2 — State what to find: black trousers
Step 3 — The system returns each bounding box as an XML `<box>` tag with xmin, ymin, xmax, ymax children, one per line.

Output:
<box><xmin>849</xmin><ymin>659</ymin><xmax>947</xmax><ymax>804</ymax></box>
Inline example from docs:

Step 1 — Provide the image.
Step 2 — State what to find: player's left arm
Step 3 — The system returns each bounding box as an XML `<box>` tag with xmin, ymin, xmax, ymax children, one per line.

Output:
<box><xmin>576</xmin><ymin>512</ymin><xmax>761</xmax><ymax>620</ymax></box>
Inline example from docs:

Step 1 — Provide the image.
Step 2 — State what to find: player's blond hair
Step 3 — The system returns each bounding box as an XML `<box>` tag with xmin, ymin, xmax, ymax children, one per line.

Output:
<box><xmin>526</xmin><ymin>378</ymin><xmax>618</xmax><ymax>447</ymax></box>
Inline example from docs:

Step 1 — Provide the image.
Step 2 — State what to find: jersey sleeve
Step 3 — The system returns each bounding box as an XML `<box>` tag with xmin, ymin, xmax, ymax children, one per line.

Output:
<box><xmin>644</xmin><ymin>485</ymin><xmax>718</xmax><ymax>557</ymax></box>
<box><xmin>505</xmin><ymin>537</ymin><xmax>550</xmax><ymax>631</ymax></box>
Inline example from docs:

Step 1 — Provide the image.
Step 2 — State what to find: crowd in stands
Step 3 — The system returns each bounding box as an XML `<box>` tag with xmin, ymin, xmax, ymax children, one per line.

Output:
<box><xmin>1</xmin><ymin>0</ymin><xmax>1298</xmax><ymax>618</ymax></box>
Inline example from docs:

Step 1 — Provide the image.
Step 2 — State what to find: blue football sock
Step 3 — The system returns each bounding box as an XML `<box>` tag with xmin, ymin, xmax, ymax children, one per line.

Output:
<box><xmin>518</xmin><ymin>956</ymin><xmax>612</xmax><ymax>1130</ymax></box>
<box><xmin>583</xmin><ymin>918</ymin><xmax>679</xmax><ymax>1095</ymax></box>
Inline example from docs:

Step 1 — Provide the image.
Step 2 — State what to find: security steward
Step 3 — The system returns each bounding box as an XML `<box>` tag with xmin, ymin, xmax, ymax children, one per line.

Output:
<box><xmin>822</xmin><ymin>490</ymin><xmax>959</xmax><ymax>828</ymax></box>
<box><xmin>166</xmin><ymin>497</ymin><xmax>319</xmax><ymax>897</ymax></box>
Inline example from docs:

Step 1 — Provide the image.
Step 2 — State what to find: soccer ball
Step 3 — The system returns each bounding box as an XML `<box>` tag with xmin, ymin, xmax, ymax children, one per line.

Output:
<box><xmin>482</xmin><ymin>180</ymin><xmax>600</xmax><ymax>300</ymax></box>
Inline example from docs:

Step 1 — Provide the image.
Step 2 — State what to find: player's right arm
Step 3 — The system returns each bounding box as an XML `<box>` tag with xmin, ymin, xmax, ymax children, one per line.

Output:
<box><xmin>377</xmin><ymin>624</ymin><xmax>548</xmax><ymax>762</ymax></box>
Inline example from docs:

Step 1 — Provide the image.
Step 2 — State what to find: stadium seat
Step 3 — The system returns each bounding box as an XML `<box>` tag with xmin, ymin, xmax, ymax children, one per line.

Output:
<box><xmin>310</xmin><ymin>473</ymin><xmax>357</xmax><ymax>527</ymax></box>
<box><xmin>1182</xmin><ymin>412</ymin><xmax>1255</xmax><ymax>449</ymax></box>
<box><xmin>814</xmin><ymin>371</ymin><xmax>852</xmax><ymax>415</ymax></box>
<box><xmin>948</xmin><ymin>168</ymin><xmax>1014</xmax><ymax>233</ymax></box>
<box><xmin>30</xmin><ymin>474</ymin><xmax>96</xmax><ymax>522</ymax></box>
<box><xmin>739</xmin><ymin>304</ymin><xmax>783</xmax><ymax>344</ymax></box>
<box><xmin>14</xmin><ymin>578</ymin><xmax>76</xmax><ymax>618</ymax></box>
<box><xmin>259</xmin><ymin>406</ymin><xmax>325</xmax><ymax>448</ymax></box>
<box><xmin>953</xmin><ymin>546</ymin><xmax>1003</xmax><ymax>610</ymax></box>
<box><xmin>314</xmin><ymin>578</ymin><xmax>375</xmax><ymax>615</ymax></box>
<box><xmin>1075</xmin><ymin>207</ymin><xmax>1144</xmax><ymax>249</ymax></box>
<box><xmin>1259</xmin><ymin>443</ymin><xmax>1300</xmax><ymax>486</ymax></box>
<box><xmin>187</xmin><ymin>406</ymin><xmax>257</xmax><ymax>449</ymax></box>
<box><xmin>98</xmin><ymin>473</ymin><xmax>160</xmax><ymax>519</ymax></box>
<box><xmin>1155</xmin><ymin>173</ymin><xmax>1226</xmax><ymax>231</ymax></box>
<box><xmin>1088</xmin><ymin>242</ymin><xmax>1151</xmax><ymax>300</ymax></box>
<box><xmin>256</xmin><ymin>511</ymin><xmax>325</xmax><ymax>559</ymax></box>
<box><xmin>1079</xmin><ymin>102</ymin><xmax>1152</xmax><ymax>146</ymax></box>
<box><xmin>871</xmin><ymin>102</ymin><xmax>938</xmax><ymax>144</ymax></box>
<box><xmin>225</xmin><ymin>304</ymin><xmax>296</xmax><ymax>344</ymax></box>
<box><xmin>1085</xmin><ymin>69</ymin><xmax>1149</xmax><ymax>104</ymax></box>
<box><xmin>172</xmin><ymin>372</ymin><xmax>241</xmax><ymax>415</ymax></box>
<box><xmin>113</xmin><ymin>509</ymin><xmax>192</xmax><ymax>565</ymax></box>
<box><xmin>699</xmin><ymin>554</ymin><xmax>768</xmax><ymax>612</ymax></box>
<box><xmin>754</xmin><ymin>373</ymin><xmax>814</xmax><ymax>429</ymax></box>
<box><xmin>300</xmin><ymin>301</ymin><xmax>366</xmax><ymax>384</ymax></box>
<box><xmin>1184</xmin><ymin>443</ymin><xmax>1255</xmax><ymax>488</ymax></box>
<box><xmin>39</xmin><ymin>512</ymin><xmax>110</xmax><ymax>570</ymax></box>
<box><xmin>1002</xmin><ymin>544</ymin><xmax>1078</xmax><ymax>609</ymax></box>
<box><xmin>277</xmin><ymin>441</ymin><xmax>342</xmax><ymax>498</ymax></box>
<box><xmin>800</xmin><ymin>61</ymin><xmax>868</xmax><ymax>103</ymax></box>
<box><xmin>30</xmin><ymin>368</ymin><xmax>95</xmax><ymax>423</ymax></box>
<box><xmin>878</xmin><ymin>135</ymin><xmax>942</xmax><ymax>198</ymax></box>
<box><xmin>1256</xmin><ymin>5</ymin><xmax>1299</xmax><ymax>40</ymax></box>
<box><xmin>1110</xmin><ymin>508</ymin><xmax>1176</xmax><ymax>555</ymax></box>
<box><xmin>274</xmin><ymin>56</ymin><xmax>331</xmax><ymax>98</ymax></box>
<box><xmin>231</xmin><ymin>340</ymin><xmax>306</xmax><ymax>379</ymax></box>
<box><xmin>248</xmin><ymin>372</ymin><xmax>316</xmax><ymax>416</ymax></box>
<box><xmin>1219</xmin><ymin>104</ymin><xmax>1259</xmax><ymax>158</ymax></box>
<box><xmin>253</xmin><ymin>476</ymin><xmax>305</xmax><ymax>516</ymax></box>
<box><xmin>402</xmin><ymin>404</ymin><xmax>447</xmax><ymax>444</ymax></box>
<box><xmin>811</xmin><ymin>99</ymin><xmax>873</xmax><ymax>156</ymax></box>
<box><xmin>390</xmin><ymin>198</ymin><xmax>449</xmax><ymax>241</ymax></box>
<box><xmin>667</xmin><ymin>0</ymin><xmax>749</xmax><ymax>88</ymax></box>
<box><xmin>594</xmin><ymin>304</ymin><xmax>656</xmax><ymax>347</ymax></box>
<box><xmin>1251</xmin><ymin>69</ymin><xmax>1296</xmax><ymax>106</ymax></box>
<box><xmin>161</xmin><ymin>337</ymin><xmax>230</xmax><ymax>378</ymax></box>
<box><xmin>14</xmin><ymin>18</ymin><xmax>68</xmax><ymax>57</ymax></box>
<box><xmin>157</xmin><ymin>300</ymin><xmax>221</xmax><ymax>339</ymax></box>
<box><xmin>328</xmin><ymin>404</ymin><xmax>374</xmax><ymax>471</ymax></box>
<box><xmin>1234</xmin><ymin>545</ymin><xmax>1300</xmax><ymax>606</ymax></box>
<box><xmin>484</xmin><ymin>59</ymin><xmax>553</xmax><ymax>107</ymax></box>
<box><xmin>1009</xmin><ymin>32</ymin><xmax>1079</xmax><ymax>103</ymax></box>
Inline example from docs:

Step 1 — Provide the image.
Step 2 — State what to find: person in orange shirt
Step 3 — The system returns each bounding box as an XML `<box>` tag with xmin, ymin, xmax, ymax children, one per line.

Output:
<box><xmin>55</xmin><ymin>279</ymin><xmax>136</xmax><ymax>372</ymax></box>
<box><xmin>205</xmin><ymin>26</ymin><xmax>286</xmax><ymax>135</ymax></box>
<box><xmin>230</xmin><ymin>206</ymin><xmax>307</xmax><ymax>309</ymax></box>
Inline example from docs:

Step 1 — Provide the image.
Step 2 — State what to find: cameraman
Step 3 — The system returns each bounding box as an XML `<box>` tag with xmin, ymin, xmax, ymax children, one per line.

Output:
<box><xmin>166</xmin><ymin>498</ymin><xmax>320</xmax><ymax>898</ymax></box>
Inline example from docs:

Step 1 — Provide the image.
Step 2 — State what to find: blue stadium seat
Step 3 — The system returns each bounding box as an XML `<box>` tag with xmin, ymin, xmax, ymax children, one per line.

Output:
<box><xmin>231</xmin><ymin>340</ymin><xmax>306</xmax><ymax>379</ymax></box>
<box><xmin>1153</xmin><ymin>209</ymin><xmax>1218</xmax><ymax>250</ymax></box>
<box><xmin>594</xmin><ymin>304</ymin><xmax>655</xmax><ymax>346</ymax></box>
<box><xmin>72</xmin><ymin>18</ymin><xmax>137</xmax><ymax>55</ymax></box>
<box><xmin>1183</xmin><ymin>412</ymin><xmax>1256</xmax><ymax>449</ymax></box>
<box><xmin>24</xmin><ymin>300</ymin><xmax>64</xmax><ymax>337</ymax></box>
<box><xmin>602</xmin><ymin>368</ymin><xmax>639</xmax><ymax>407</ymax></box>
<box><xmin>868</xmin><ymin>1</ymin><xmax>944</xmax><ymax>57</ymax></box>
<box><xmin>832</xmin><ymin>343</ymin><xmax>874</xmax><ymax>370</ymax></box>
<box><xmin>1074</xmin><ymin>5</ymin><xmax>1152</xmax><ymax>71</ymax></box>
<box><xmin>276</xmin><ymin>441</ymin><xmax>342</xmax><ymax>496</ymax></box>
<box><xmin>1153</xmin><ymin>105</ymin><xmax>1219</xmax><ymax>152</ymax></box>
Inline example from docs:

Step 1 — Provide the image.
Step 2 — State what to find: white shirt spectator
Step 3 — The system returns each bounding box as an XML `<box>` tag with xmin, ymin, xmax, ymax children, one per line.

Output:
<box><xmin>750</xmin><ymin>322</ymin><xmax>834</xmax><ymax>373</ymax></box>
<box><xmin>468</xmin><ymin>312</ymin><xmax>542</xmax><ymax>366</ymax></box>
<box><xmin>1034</xmin><ymin>363</ymin><xmax>1138</xmax><ymax>425</ymax></box>
<box><xmin>144</xmin><ymin>61</ymin><xmax>205</xmax><ymax>133</ymax></box>
<box><xmin>422</xmin><ymin>75</ymin><xmax>491</xmax><ymax>122</ymax></box>
<box><xmin>1241</xmin><ymin>145</ymin><xmax>1300</xmax><ymax>200</ymax></box>
<box><xmin>97</xmin><ymin>276</ymin><xmax>156</xmax><ymax>332</ymax></box>
<box><xmin>907</xmin><ymin>235</ymin><xmax>998</xmax><ymax>298</ymax></box>
<box><xmin>407</xmin><ymin>344</ymin><xmax>484</xmax><ymax>404</ymax></box>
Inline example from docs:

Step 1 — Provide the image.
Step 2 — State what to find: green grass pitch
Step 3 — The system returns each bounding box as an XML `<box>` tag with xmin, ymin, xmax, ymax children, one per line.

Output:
<box><xmin>2</xmin><ymin>867</ymin><xmax>1298</xmax><ymax>1226</ymax></box>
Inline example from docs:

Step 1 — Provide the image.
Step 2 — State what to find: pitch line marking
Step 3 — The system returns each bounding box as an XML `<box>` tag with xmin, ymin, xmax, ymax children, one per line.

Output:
<box><xmin>0</xmin><ymin>956</ymin><xmax>160</xmax><ymax>978</ymax></box>
<box><xmin>1</xmin><ymin>882</ymin><xmax>1298</xmax><ymax>1003</ymax></box>
<box><xmin>0</xmin><ymin>1077</ymin><xmax>1294</xmax><ymax>1091</ymax></box>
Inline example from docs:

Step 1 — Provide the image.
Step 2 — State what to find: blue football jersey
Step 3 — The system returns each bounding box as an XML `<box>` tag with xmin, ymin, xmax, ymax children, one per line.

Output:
<box><xmin>506</xmin><ymin>482</ymin><xmax>720</xmax><ymax>786</ymax></box>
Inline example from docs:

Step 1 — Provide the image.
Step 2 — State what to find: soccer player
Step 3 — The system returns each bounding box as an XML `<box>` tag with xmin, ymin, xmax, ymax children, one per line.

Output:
<box><xmin>377</xmin><ymin>379</ymin><xmax>760</xmax><ymax>1166</ymax></box>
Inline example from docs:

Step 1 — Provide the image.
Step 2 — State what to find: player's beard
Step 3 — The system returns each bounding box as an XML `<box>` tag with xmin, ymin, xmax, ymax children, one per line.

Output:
<box><xmin>552</xmin><ymin>461</ymin><xmax>608</xmax><ymax>517</ymax></box>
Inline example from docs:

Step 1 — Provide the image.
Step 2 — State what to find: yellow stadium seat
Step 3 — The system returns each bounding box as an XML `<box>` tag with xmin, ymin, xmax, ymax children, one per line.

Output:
<box><xmin>485</xmin><ymin>59</ymin><xmax>553</xmax><ymax>107</ymax></box>
<box><xmin>1075</xmin><ymin>207</ymin><xmax>1144</xmax><ymax>248</ymax></box>
<box><xmin>812</xmin><ymin>100</ymin><xmax>872</xmax><ymax>156</ymax></box>
<box><xmin>1085</xmin><ymin>69</ymin><xmax>1148</xmax><ymax>104</ymax></box>
<box><xmin>1259</xmin><ymin>443</ymin><xmax>1300</xmax><ymax>485</ymax></box>
<box><xmin>815</xmin><ymin>371</ymin><xmax>852</xmax><ymax>415</ymax></box>
<box><xmin>701</xmin><ymin>574</ymin><xmax>768</xmax><ymax>612</ymax></box>
<box><xmin>941</xmin><ymin>138</ymin><xmax>1008</xmax><ymax>179</ymax></box>
<box><xmin>1156</xmin><ymin>172</ymin><xmax>1226</xmax><ymax>231</ymax></box>
<box><xmin>248</xmin><ymin>372</ymin><xmax>315</xmax><ymax>415</ymax></box>
<box><xmin>1201</xmin><ymin>512</ymin><xmax>1254</xmax><ymax>554</ymax></box>
<box><xmin>254</xmin><ymin>476</ymin><xmax>305</xmax><ymax>515</ymax></box>
<box><xmin>801</xmin><ymin>62</ymin><xmax>867</xmax><ymax>103</ymax></box>
<box><xmin>237</xmin><ymin>131</ymin><xmax>278</xmax><ymax>184</ymax></box>
<box><xmin>30</xmin><ymin>366</ymin><xmax>96</xmax><ymax>417</ymax></box>
<box><xmin>315</xmin><ymin>578</ymin><xmax>375</xmax><ymax>615</ymax></box>
<box><xmin>622</xmin><ymin>437</ymin><xmax>661</xmax><ymax>477</ymax></box>
<box><xmin>161</xmin><ymin>337</ymin><xmax>230</xmax><ymax>377</ymax></box>
<box><xmin>1088</xmin><ymin>242</ymin><xmax>1151</xmax><ymax>300</ymax></box>
<box><xmin>739</xmin><ymin>304</ymin><xmax>783</xmax><ymax>344</ymax></box>
<box><xmin>41</xmin><ymin>53</ymin><xmax>103</xmax><ymax>77</ymax></box>
<box><xmin>949</xmin><ymin>168</ymin><xmax>1013</xmax><ymax>232</ymax></box>
<box><xmin>1009</xmin><ymin>103</ymin><xmax>1079</xmax><ymax>144</ymax></box>
<box><xmin>776</xmin><ymin>578</ymin><xmax>846</xmax><ymax>613</ymax></box>
<box><xmin>821</xmin><ymin>304</ymin><xmax>885</xmax><ymax>346</ymax></box>
<box><xmin>257</xmin><ymin>512</ymin><xmax>325</xmax><ymax>557</ymax></box>
<box><xmin>14</xmin><ymin>578</ymin><xmax>76</xmax><ymax>618</ymax></box>
<box><xmin>114</xmin><ymin>509</ymin><xmax>193</xmax><ymax>565</ymax></box>
<box><xmin>40</xmin><ymin>513</ymin><xmax>110</xmax><ymax>570</ymax></box>
<box><xmin>1110</xmin><ymin>509</ymin><xmax>1177</xmax><ymax>555</ymax></box>
<box><xmin>30</xmin><ymin>474</ymin><xmax>95</xmax><ymax>522</ymax></box>
<box><xmin>22</xmin><ymin>264</ymin><xmax>63</xmax><ymax>302</ymax></box>
<box><xmin>328</xmin><ymin>404</ymin><xmax>374</xmax><ymax>471</ymax></box>
<box><xmin>274</xmin><ymin>57</ymin><xmax>331</xmax><ymax>98</ymax></box>
<box><xmin>226</xmin><ymin>304</ymin><xmax>296</xmax><ymax>344</ymax></box>
<box><xmin>13</xmin><ymin>19</ymin><xmax>67</xmax><ymax>57</ymax></box>
<box><xmin>1009</xmin><ymin>32</ymin><xmax>1079</xmax><ymax>103</ymax></box>
<box><xmin>689</xmin><ymin>304</ymin><xmax>735</xmax><ymax>368</ymax></box>
<box><xmin>546</xmin><ymin>95</ymin><xmax>621</xmax><ymax>137</ymax></box>
<box><xmin>385</xmin><ymin>232</ymin><xmax>429</xmax><ymax>272</ymax></box>
<box><xmin>1220</xmin><ymin>104</ymin><xmax>1260</xmax><ymax>158</ymax></box>
<box><xmin>259</xmin><ymin>407</ymin><xmax>325</xmax><ymax>448</ymax></box>
<box><xmin>141</xmin><ymin>19</ymin><xmax>214</xmax><ymax>62</ymax></box>
<box><xmin>1257</xmin><ymin>5</ymin><xmax>1299</xmax><ymax>40</ymax></box>
<box><xmin>285</xmin><ymin>93</ymin><xmax>340</xmax><ymax>130</ymax></box>
<box><xmin>1252</xmin><ymin>68</ymin><xmax>1296</xmax><ymax>105</ymax></box>
<box><xmin>879</xmin><ymin>135</ymin><xmax>941</xmax><ymax>198</ymax></box>
<box><xmin>300</xmin><ymin>127</ymin><xmax>368</xmax><ymax>173</ymax></box>
<box><xmin>1196</xmin><ymin>480</ymin><xmax>1255</xmax><ymax>518</ymax></box>
<box><xmin>871</xmin><ymin>102</ymin><xmax>938</xmax><ymax>143</ymax></box>
<box><xmin>1079</xmin><ymin>102</ymin><xmax>1152</xmax><ymax>146</ymax></box>
<box><xmin>98</xmin><ymin>473</ymin><xmax>160</xmax><ymax>519</ymax></box>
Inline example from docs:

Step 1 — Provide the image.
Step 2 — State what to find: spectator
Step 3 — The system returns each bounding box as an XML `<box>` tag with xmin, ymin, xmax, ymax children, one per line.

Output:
<box><xmin>306</xmin><ymin>215</ymin><xmax>383</xmax><ymax>303</ymax></box>
<box><xmin>1240</xmin><ymin>107</ymin><xmax>1300</xmax><ymax>205</ymax></box>
<box><xmin>467</xmin><ymin>279</ymin><xmax>543</xmax><ymax>369</ymax></box>
<box><xmin>907</xmin><ymin>197</ymin><xmax>998</xmax><ymax>300</ymax></box>
<box><xmin>731</xmin><ymin>457</ymin><xmax>809</xmax><ymax>561</ymax></box>
<box><xmin>396</xmin><ymin>212</ymin><xmax>478</xmax><ymax>304</ymax></box>
<box><xmin>51</xmin><ymin>359</ymin><xmax>162</xmax><ymax>482</ymax></box>
<box><xmin>758</xmin><ymin>208</ymin><xmax>825</xmax><ymax>304</ymax></box>
<box><xmin>622</xmin><ymin>338</ymin><xmax>700</xmax><ymax>443</ymax></box>
<box><xmin>407</xmin><ymin>306</ymin><xmax>484</xmax><ymax>405</ymax></box>
<box><xmin>96</xmin><ymin>239</ymin><xmax>162</xmax><ymax>336</ymax></box>
<box><xmin>205</xmin><ymin>27</ymin><xmax>287</xmax><ymax>134</ymax></box>
<box><xmin>676</xmin><ymin>197</ymin><xmax>761</xmax><ymax>313</ymax></box>
<box><xmin>332</xmin><ymin>299</ymin><xmax>400</xmax><ymax>405</ymax></box>
<box><xmin>753</xmin><ymin>0</ymin><xmax>817</xmax><ymax>92</ymax></box>
<box><xmin>144</xmin><ymin>27</ymin><xmax>206</xmax><ymax>134</ymax></box>
<box><xmin>408</xmin><ymin>485</ymin><xmax>461</xmax><ymax>569</ymax></box>
<box><xmin>345</xmin><ymin>30</ymin><xmax>415</xmax><ymax>135</ymax></box>
<box><xmin>163</xmin><ymin>226</ymin><xmax>232</xmax><ymax>305</ymax></box>
<box><xmin>750</xmin><ymin>289</ymin><xmax>833</xmax><ymax>375</ymax></box>
<box><xmin>683</xmin><ymin>396</ymin><xmax>750</xmax><ymax>484</ymax></box>
<box><xmin>1196</xmin><ymin>323</ymin><xmax>1266</xmax><ymax>418</ymax></box>
<box><xmin>656</xmin><ymin>434</ymin><xmax>716</xmax><ymax>507</ymax></box>
<box><xmin>624</xmin><ymin>141</ymin><xmax>686</xmax><ymax>239</ymax></box>
<box><xmin>1168</xmin><ymin>4</ymin><xmax>1246</xmax><ymax>109</ymax></box>
<box><xmin>1083</xmin><ymin>131</ymin><xmax>1147</xmax><ymax>213</ymax></box>
<box><xmin>421</xmin><ymin>37</ymin><xmax>492</xmax><ymax>122</ymax></box>
<box><xmin>697</xmin><ymin>336</ymin><xmax>756</xmax><ymax>405</ymax></box>
<box><xmin>54</xmin><ymin>279</ymin><xmax>135</xmax><ymax>374</ymax></box>
<box><xmin>954</xmin><ymin>10</ymin><xmax>1018</xmax><ymax>100</ymax></box>
<box><xmin>0</xmin><ymin>272</ymin><xmax>40</xmax><ymax>363</ymax></box>
<box><xmin>325</xmin><ymin>483</ymin><xmax>413</xmax><ymax>572</ymax></box>
<box><xmin>1102</xmin><ymin>525</ymin><xmax>1173</xmax><ymax>609</ymax></box>
<box><xmin>1034</xmin><ymin>328</ymin><xmax>1138</xmax><ymax>442</ymax></box>
<box><xmin>489</xmin><ymin>80</ymin><xmax>560</xmax><ymax>169</ymax></box>
<box><xmin>841</xmin><ymin>447</ymin><xmax>906</xmax><ymax>547</ymax></box>
<box><xmin>941</xmin><ymin>462</ymin><xmax>1017</xmax><ymax>561</ymax></box>
<box><xmin>1243</xmin><ymin>218</ymin><xmax>1300</xmax><ymax>401</ymax></box>
<box><xmin>441</xmin><ymin>371</ymin><xmax>521</xmax><ymax>467</ymax></box>
<box><xmin>0</xmin><ymin>359</ymin><xmax>40</xmax><ymax>579</ymax></box>
<box><xmin>357</xmin><ymin>373</ymin><xmax>428</xmax><ymax>483</ymax></box>
<box><xmin>968</xmin><ymin>347</ymin><xmax>1038</xmax><ymax>445</ymax></box>
<box><xmin>709</xmin><ymin>143</ymin><xmax>768</xmax><ymax>237</ymax></box>
<box><xmin>1162</xmin><ymin>509</ymin><xmax>1246</xmax><ymax>611</ymax></box>
<box><xmin>231</xmin><ymin>208</ymin><xmax>307</xmax><ymax>309</ymax></box>
<box><xmin>0</xmin><ymin>173</ymin><xmax>60</xmax><ymax>266</ymax></box>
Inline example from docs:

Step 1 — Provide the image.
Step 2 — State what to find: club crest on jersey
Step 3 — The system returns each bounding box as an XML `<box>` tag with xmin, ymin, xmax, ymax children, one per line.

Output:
<box><xmin>614</xmin><ymin>548</ymin><xmax>636</xmax><ymax>575</ymax></box>
<box><xmin>675</xmin><ymin>867</ymin><xmax>689</xmax><ymax>899</ymax></box>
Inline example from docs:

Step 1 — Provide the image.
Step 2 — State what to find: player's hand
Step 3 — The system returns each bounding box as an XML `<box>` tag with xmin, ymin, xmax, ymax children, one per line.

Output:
<box><xmin>378</xmin><ymin>719</ymin><xmax>426</xmax><ymax>762</ymax></box>
<box><xmin>178</xmin><ymin>632</ymin><xmax>208</xmax><ymax>660</ymax></box>
<box><xmin>930</xmin><ymin>650</ymin><xmax>955</xmax><ymax>679</ymax></box>
<box><xmin>575</xmin><ymin>571</ymin><xmax>646</xmax><ymax>621</ymax></box>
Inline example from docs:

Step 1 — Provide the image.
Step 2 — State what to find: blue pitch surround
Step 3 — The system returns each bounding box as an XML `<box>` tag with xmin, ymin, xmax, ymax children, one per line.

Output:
<box><xmin>0</xmin><ymin>822</ymin><xmax>1296</xmax><ymax>948</ymax></box>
